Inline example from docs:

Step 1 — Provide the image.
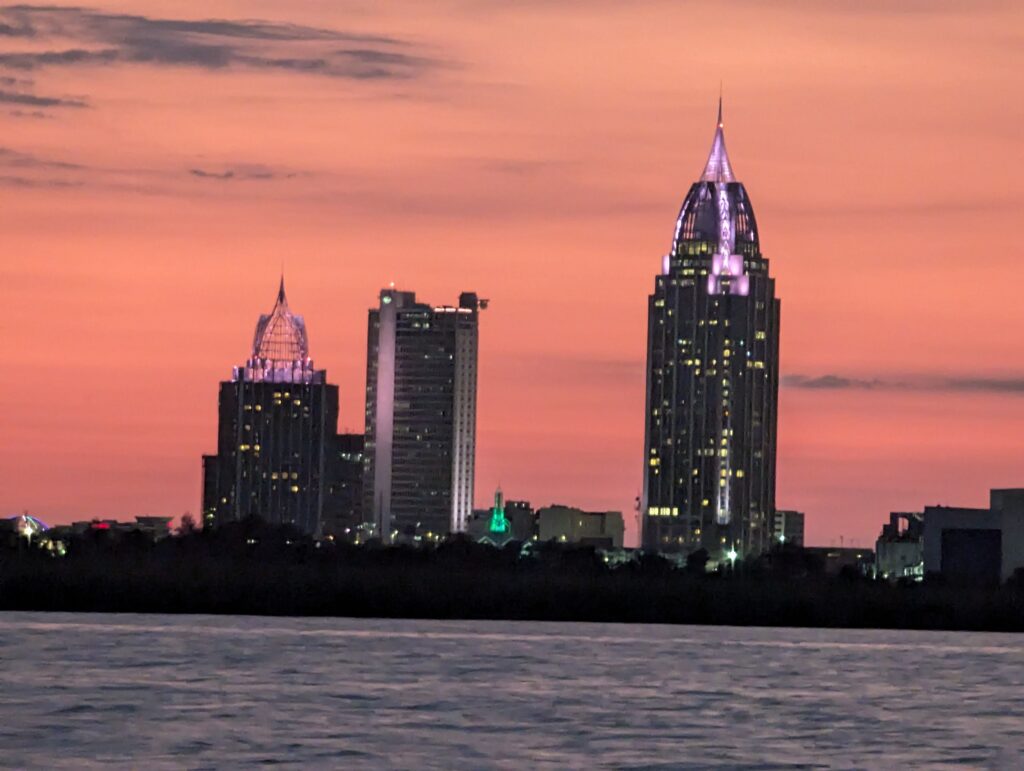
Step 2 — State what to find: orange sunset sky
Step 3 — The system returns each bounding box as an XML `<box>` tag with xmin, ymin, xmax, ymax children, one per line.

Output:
<box><xmin>2</xmin><ymin>1</ymin><xmax>1023</xmax><ymax>547</ymax></box>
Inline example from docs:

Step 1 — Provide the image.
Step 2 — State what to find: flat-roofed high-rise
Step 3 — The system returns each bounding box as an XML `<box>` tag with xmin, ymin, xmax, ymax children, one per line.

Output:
<box><xmin>363</xmin><ymin>288</ymin><xmax>482</xmax><ymax>541</ymax></box>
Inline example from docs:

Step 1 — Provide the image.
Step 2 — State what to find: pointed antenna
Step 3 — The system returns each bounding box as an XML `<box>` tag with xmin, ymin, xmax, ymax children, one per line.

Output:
<box><xmin>277</xmin><ymin>272</ymin><xmax>286</xmax><ymax>304</ymax></box>
<box><xmin>701</xmin><ymin>90</ymin><xmax>735</xmax><ymax>183</ymax></box>
<box><xmin>717</xmin><ymin>83</ymin><xmax>723</xmax><ymax>128</ymax></box>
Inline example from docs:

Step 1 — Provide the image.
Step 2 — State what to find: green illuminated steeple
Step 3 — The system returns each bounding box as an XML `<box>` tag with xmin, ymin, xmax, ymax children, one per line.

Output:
<box><xmin>489</xmin><ymin>487</ymin><xmax>510</xmax><ymax>535</ymax></box>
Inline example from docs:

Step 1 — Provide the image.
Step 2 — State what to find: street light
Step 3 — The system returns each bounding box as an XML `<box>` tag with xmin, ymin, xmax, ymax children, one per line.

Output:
<box><xmin>726</xmin><ymin>548</ymin><xmax>738</xmax><ymax>568</ymax></box>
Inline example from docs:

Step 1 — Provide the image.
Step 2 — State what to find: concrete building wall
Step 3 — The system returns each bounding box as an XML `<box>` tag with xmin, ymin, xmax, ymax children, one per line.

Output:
<box><xmin>537</xmin><ymin>506</ymin><xmax>624</xmax><ymax>549</ymax></box>
<box><xmin>922</xmin><ymin>492</ymin><xmax>1024</xmax><ymax>583</ymax></box>
<box><xmin>994</xmin><ymin>490</ymin><xmax>1024</xmax><ymax>583</ymax></box>
<box><xmin>922</xmin><ymin>507</ymin><xmax>995</xmax><ymax>578</ymax></box>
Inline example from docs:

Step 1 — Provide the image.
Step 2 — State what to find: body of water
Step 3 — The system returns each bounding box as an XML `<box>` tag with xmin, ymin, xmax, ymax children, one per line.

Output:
<box><xmin>1</xmin><ymin>613</ymin><xmax>1023</xmax><ymax>768</ymax></box>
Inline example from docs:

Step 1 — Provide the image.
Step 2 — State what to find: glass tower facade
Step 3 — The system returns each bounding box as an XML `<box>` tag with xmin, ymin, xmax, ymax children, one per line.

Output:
<box><xmin>642</xmin><ymin>104</ymin><xmax>781</xmax><ymax>559</ymax></box>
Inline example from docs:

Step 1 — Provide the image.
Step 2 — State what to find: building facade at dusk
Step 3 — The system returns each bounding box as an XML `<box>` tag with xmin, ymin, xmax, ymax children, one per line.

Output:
<box><xmin>202</xmin><ymin>280</ymin><xmax>347</xmax><ymax>536</ymax></box>
<box><xmin>773</xmin><ymin>509</ymin><xmax>805</xmax><ymax>547</ymax></box>
<box><xmin>642</xmin><ymin>103</ymin><xmax>781</xmax><ymax>559</ymax></box>
<box><xmin>363</xmin><ymin>288</ymin><xmax>483</xmax><ymax>541</ymax></box>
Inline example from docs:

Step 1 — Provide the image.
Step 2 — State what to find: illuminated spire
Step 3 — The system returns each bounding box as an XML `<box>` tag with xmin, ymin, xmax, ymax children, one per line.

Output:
<box><xmin>489</xmin><ymin>485</ymin><xmax>509</xmax><ymax>535</ymax></box>
<box><xmin>700</xmin><ymin>95</ymin><xmax>735</xmax><ymax>183</ymax></box>
<box><xmin>251</xmin><ymin>276</ymin><xmax>309</xmax><ymax>363</ymax></box>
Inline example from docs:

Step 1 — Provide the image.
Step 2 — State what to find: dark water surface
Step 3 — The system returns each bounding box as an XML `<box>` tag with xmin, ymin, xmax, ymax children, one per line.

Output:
<box><xmin>1</xmin><ymin>613</ymin><xmax>1023</xmax><ymax>768</ymax></box>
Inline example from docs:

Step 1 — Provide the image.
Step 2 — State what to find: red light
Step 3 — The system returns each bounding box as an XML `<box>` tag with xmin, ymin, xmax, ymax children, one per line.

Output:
<box><xmin>92</xmin><ymin>522</ymin><xmax>110</xmax><ymax>530</ymax></box>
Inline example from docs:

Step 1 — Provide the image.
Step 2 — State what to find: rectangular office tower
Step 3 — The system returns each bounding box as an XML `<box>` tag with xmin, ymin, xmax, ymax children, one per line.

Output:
<box><xmin>203</xmin><ymin>280</ymin><xmax>360</xmax><ymax>536</ymax></box>
<box><xmin>642</xmin><ymin>102</ymin><xmax>781</xmax><ymax>560</ymax></box>
<box><xmin>363</xmin><ymin>288</ymin><xmax>483</xmax><ymax>541</ymax></box>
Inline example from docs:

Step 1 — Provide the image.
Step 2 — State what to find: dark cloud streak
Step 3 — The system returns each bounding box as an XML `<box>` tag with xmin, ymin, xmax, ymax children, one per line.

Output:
<box><xmin>0</xmin><ymin>174</ymin><xmax>81</xmax><ymax>188</ymax></box>
<box><xmin>784</xmin><ymin>374</ymin><xmax>1024</xmax><ymax>395</ymax></box>
<box><xmin>0</xmin><ymin>6</ymin><xmax>436</xmax><ymax>80</ymax></box>
<box><xmin>0</xmin><ymin>146</ymin><xmax>82</xmax><ymax>169</ymax></box>
<box><xmin>190</xmin><ymin>165</ymin><xmax>297</xmax><ymax>181</ymax></box>
<box><xmin>0</xmin><ymin>88</ymin><xmax>85</xmax><ymax>107</ymax></box>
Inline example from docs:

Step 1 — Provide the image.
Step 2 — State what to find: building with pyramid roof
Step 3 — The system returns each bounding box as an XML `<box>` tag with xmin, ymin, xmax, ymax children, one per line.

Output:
<box><xmin>202</xmin><ymin>279</ymin><xmax>362</xmax><ymax>536</ymax></box>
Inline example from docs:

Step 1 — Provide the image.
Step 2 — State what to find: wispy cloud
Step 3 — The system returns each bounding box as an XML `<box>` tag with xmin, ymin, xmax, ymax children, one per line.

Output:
<box><xmin>0</xmin><ymin>174</ymin><xmax>81</xmax><ymax>188</ymax></box>
<box><xmin>0</xmin><ymin>146</ymin><xmax>82</xmax><ymax>170</ymax></box>
<box><xmin>189</xmin><ymin>165</ymin><xmax>297</xmax><ymax>181</ymax></box>
<box><xmin>784</xmin><ymin>373</ymin><xmax>1024</xmax><ymax>394</ymax></box>
<box><xmin>504</xmin><ymin>354</ymin><xmax>644</xmax><ymax>386</ymax></box>
<box><xmin>0</xmin><ymin>143</ymin><xmax>308</xmax><ymax>192</ymax></box>
<box><xmin>0</xmin><ymin>88</ymin><xmax>85</xmax><ymax>107</ymax></box>
<box><xmin>0</xmin><ymin>146</ymin><xmax>82</xmax><ymax>187</ymax></box>
<box><xmin>783</xmin><ymin>374</ymin><xmax>884</xmax><ymax>390</ymax></box>
<box><xmin>0</xmin><ymin>6</ymin><xmax>437</xmax><ymax>80</ymax></box>
<box><xmin>8</xmin><ymin>109</ymin><xmax>52</xmax><ymax>119</ymax></box>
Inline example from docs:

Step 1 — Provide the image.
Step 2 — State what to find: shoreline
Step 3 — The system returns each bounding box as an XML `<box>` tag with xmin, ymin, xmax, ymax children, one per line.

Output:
<box><xmin>4</xmin><ymin>523</ymin><xmax>1022</xmax><ymax>633</ymax></box>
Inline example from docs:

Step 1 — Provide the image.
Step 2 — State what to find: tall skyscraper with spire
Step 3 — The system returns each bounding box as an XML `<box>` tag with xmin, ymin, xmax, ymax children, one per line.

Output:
<box><xmin>202</xmin><ymin>279</ymin><xmax>362</xmax><ymax>536</ymax></box>
<box><xmin>641</xmin><ymin>101</ymin><xmax>781</xmax><ymax>559</ymax></box>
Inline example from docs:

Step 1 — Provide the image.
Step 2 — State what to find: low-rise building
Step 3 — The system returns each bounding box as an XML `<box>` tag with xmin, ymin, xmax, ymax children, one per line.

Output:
<box><xmin>922</xmin><ymin>489</ymin><xmax>1024</xmax><ymax>584</ymax></box>
<box><xmin>468</xmin><ymin>493</ymin><xmax>534</xmax><ymax>544</ymax></box>
<box><xmin>803</xmin><ymin>546</ymin><xmax>874</xmax><ymax>576</ymax></box>
<box><xmin>875</xmin><ymin>512</ymin><xmax>924</xmax><ymax>580</ymax></box>
<box><xmin>536</xmin><ymin>505</ymin><xmax>624</xmax><ymax>550</ymax></box>
<box><xmin>772</xmin><ymin>510</ymin><xmax>805</xmax><ymax>546</ymax></box>
<box><xmin>49</xmin><ymin>516</ymin><xmax>174</xmax><ymax>542</ymax></box>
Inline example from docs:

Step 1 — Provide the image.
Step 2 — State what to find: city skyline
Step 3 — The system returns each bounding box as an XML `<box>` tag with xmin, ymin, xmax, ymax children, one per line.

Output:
<box><xmin>3</xmin><ymin>1</ymin><xmax>1024</xmax><ymax>548</ymax></box>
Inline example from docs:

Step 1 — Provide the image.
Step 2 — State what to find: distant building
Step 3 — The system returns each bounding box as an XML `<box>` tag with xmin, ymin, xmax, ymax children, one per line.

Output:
<box><xmin>470</xmin><ymin>487</ymin><xmax>515</xmax><ymax>547</ymax></box>
<box><xmin>2</xmin><ymin>514</ymin><xmax>51</xmax><ymax>549</ymax></box>
<box><xmin>875</xmin><ymin>512</ymin><xmax>924</xmax><ymax>580</ymax></box>
<box><xmin>202</xmin><ymin>279</ymin><xmax>351</xmax><ymax>536</ymax></box>
<box><xmin>468</xmin><ymin>497</ymin><xmax>535</xmax><ymax>543</ymax></box>
<box><xmin>48</xmin><ymin>516</ymin><xmax>173</xmax><ymax>541</ymax></box>
<box><xmin>772</xmin><ymin>510</ymin><xmax>805</xmax><ymax>546</ymax></box>
<box><xmin>537</xmin><ymin>505</ymin><xmax>624</xmax><ymax>550</ymax></box>
<box><xmin>642</xmin><ymin>100</ymin><xmax>781</xmax><ymax>561</ymax></box>
<box><xmin>132</xmin><ymin>516</ymin><xmax>175</xmax><ymax>540</ymax></box>
<box><xmin>363</xmin><ymin>288</ymin><xmax>484</xmax><ymax>542</ymax></box>
<box><xmin>803</xmin><ymin>546</ymin><xmax>874</xmax><ymax>576</ymax></box>
<box><xmin>921</xmin><ymin>489</ymin><xmax>1024</xmax><ymax>584</ymax></box>
<box><xmin>322</xmin><ymin>433</ymin><xmax>364</xmax><ymax>540</ymax></box>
